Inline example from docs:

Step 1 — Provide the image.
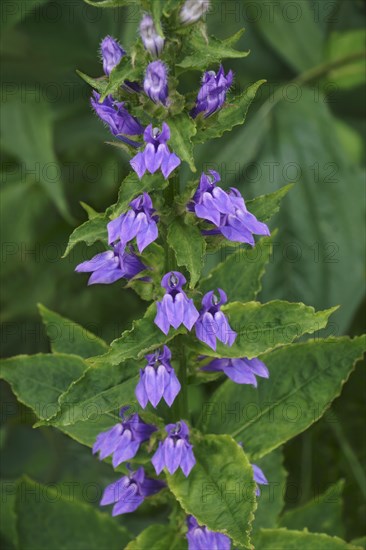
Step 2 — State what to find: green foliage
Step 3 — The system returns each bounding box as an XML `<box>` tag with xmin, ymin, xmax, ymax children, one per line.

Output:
<box><xmin>63</xmin><ymin>214</ymin><xmax>108</xmax><ymax>257</ymax></box>
<box><xmin>201</xmin><ymin>337</ymin><xmax>366</xmax><ymax>459</ymax></box>
<box><xmin>126</xmin><ymin>524</ymin><xmax>187</xmax><ymax>549</ymax></box>
<box><xmin>167</xmin><ymin>434</ymin><xmax>257</xmax><ymax>548</ymax></box>
<box><xmin>167</xmin><ymin>219</ymin><xmax>206</xmax><ymax>287</ymax></box>
<box><xmin>325</xmin><ymin>30</ymin><xmax>366</xmax><ymax>89</ymax></box>
<box><xmin>254</xmin><ymin>528</ymin><xmax>360</xmax><ymax>549</ymax></box>
<box><xmin>168</xmin><ymin>114</ymin><xmax>197</xmax><ymax>172</ymax></box>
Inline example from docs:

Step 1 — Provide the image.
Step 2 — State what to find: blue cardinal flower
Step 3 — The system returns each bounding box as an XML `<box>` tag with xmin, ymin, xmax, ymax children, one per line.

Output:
<box><xmin>191</xmin><ymin>65</ymin><xmax>233</xmax><ymax>118</ymax></box>
<box><xmin>186</xmin><ymin>515</ymin><xmax>231</xmax><ymax>549</ymax></box>
<box><xmin>152</xmin><ymin>421</ymin><xmax>196</xmax><ymax>477</ymax></box>
<box><xmin>75</xmin><ymin>242</ymin><xmax>147</xmax><ymax>285</ymax></box>
<box><xmin>100</xmin><ymin>35</ymin><xmax>126</xmax><ymax>76</ymax></box>
<box><xmin>91</xmin><ymin>91</ymin><xmax>143</xmax><ymax>146</ymax></box>
<box><xmin>135</xmin><ymin>346</ymin><xmax>181</xmax><ymax>409</ymax></box>
<box><xmin>93</xmin><ymin>407</ymin><xmax>156</xmax><ymax>467</ymax></box>
<box><xmin>140</xmin><ymin>13</ymin><xmax>164</xmax><ymax>57</ymax></box>
<box><xmin>195</xmin><ymin>289</ymin><xmax>237</xmax><ymax>351</ymax></box>
<box><xmin>201</xmin><ymin>356</ymin><xmax>269</xmax><ymax>385</ymax></box>
<box><xmin>130</xmin><ymin>123</ymin><xmax>181</xmax><ymax>180</ymax></box>
<box><xmin>180</xmin><ymin>0</ymin><xmax>210</xmax><ymax>25</ymax></box>
<box><xmin>190</xmin><ymin>170</ymin><xmax>270</xmax><ymax>245</ymax></box>
<box><xmin>144</xmin><ymin>61</ymin><xmax>169</xmax><ymax>105</ymax></box>
<box><xmin>107</xmin><ymin>192</ymin><xmax>159</xmax><ymax>253</ymax></box>
<box><xmin>100</xmin><ymin>466</ymin><xmax>165</xmax><ymax>516</ymax></box>
<box><xmin>154</xmin><ymin>272</ymin><xmax>199</xmax><ymax>335</ymax></box>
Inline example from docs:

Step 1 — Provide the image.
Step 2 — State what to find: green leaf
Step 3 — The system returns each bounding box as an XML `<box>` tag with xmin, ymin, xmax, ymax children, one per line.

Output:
<box><xmin>100</xmin><ymin>56</ymin><xmax>143</xmax><ymax>101</ymax></box>
<box><xmin>193</xmin><ymin>80</ymin><xmax>265</xmax><ymax>143</ymax></box>
<box><xmin>199</xmin><ymin>234</ymin><xmax>274</xmax><ymax>301</ymax></box>
<box><xmin>0</xmin><ymin>354</ymin><xmax>87</xmax><ymax>421</ymax></box>
<box><xmin>128</xmin><ymin>243</ymin><xmax>165</xmax><ymax>301</ymax></box>
<box><xmin>16</xmin><ymin>477</ymin><xmax>131</xmax><ymax>549</ymax></box>
<box><xmin>84</xmin><ymin>0</ymin><xmax>137</xmax><ymax>7</ymax></box>
<box><xmin>80</xmin><ymin>201</ymin><xmax>100</xmax><ymax>220</ymax></box>
<box><xmin>76</xmin><ymin>70</ymin><xmax>108</xmax><ymax>95</ymax></box>
<box><xmin>351</xmin><ymin>537</ymin><xmax>366</xmax><ymax>550</ymax></box>
<box><xmin>167</xmin><ymin>219</ymin><xmax>206</xmax><ymax>288</ymax></box>
<box><xmin>189</xmin><ymin>301</ymin><xmax>337</xmax><ymax>359</ymax></box>
<box><xmin>125</xmin><ymin>525</ymin><xmax>187</xmax><ymax>550</ymax></box>
<box><xmin>246</xmin><ymin>185</ymin><xmax>293</xmax><ymax>223</ymax></box>
<box><xmin>201</xmin><ymin>336</ymin><xmax>366</xmax><ymax>459</ymax></box>
<box><xmin>0</xmin><ymin>98</ymin><xmax>71</xmax><ymax>222</ymax></box>
<box><xmin>252</xmin><ymin>449</ymin><xmax>287</xmax><ymax>533</ymax></box>
<box><xmin>325</xmin><ymin>30</ymin><xmax>366</xmax><ymax>89</ymax></box>
<box><xmin>167</xmin><ymin>434</ymin><xmax>257</xmax><ymax>549</ymax></box>
<box><xmin>90</xmin><ymin>303</ymin><xmax>186</xmax><ymax>367</ymax></box>
<box><xmin>254</xmin><ymin>528</ymin><xmax>359</xmax><ymax>550</ymax></box>
<box><xmin>168</xmin><ymin>113</ymin><xmax>197</xmax><ymax>172</ymax></box>
<box><xmin>177</xmin><ymin>29</ymin><xmax>249</xmax><ymax>71</ymax></box>
<box><xmin>245</xmin><ymin>0</ymin><xmax>324</xmax><ymax>73</ymax></box>
<box><xmin>49</xmin><ymin>360</ymin><xmax>139</xmax><ymax>426</ymax></box>
<box><xmin>63</xmin><ymin>214</ymin><xmax>108</xmax><ymax>257</ymax></box>
<box><xmin>279</xmin><ymin>480</ymin><xmax>345</xmax><ymax>538</ymax></box>
<box><xmin>0</xmin><ymin>480</ymin><xmax>18</xmax><ymax>548</ymax></box>
<box><xmin>107</xmin><ymin>172</ymin><xmax>167</xmax><ymax>218</ymax></box>
<box><xmin>38</xmin><ymin>304</ymin><xmax>108</xmax><ymax>358</ymax></box>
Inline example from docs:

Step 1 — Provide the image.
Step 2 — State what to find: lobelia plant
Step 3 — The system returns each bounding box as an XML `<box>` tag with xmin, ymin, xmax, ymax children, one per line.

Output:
<box><xmin>1</xmin><ymin>1</ymin><xmax>365</xmax><ymax>549</ymax></box>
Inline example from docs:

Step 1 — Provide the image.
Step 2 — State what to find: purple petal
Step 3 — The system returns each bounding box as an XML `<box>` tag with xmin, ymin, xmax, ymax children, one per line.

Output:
<box><xmin>223</xmin><ymin>359</ymin><xmax>258</xmax><ymax>385</ymax></box>
<box><xmin>100</xmin><ymin>476</ymin><xmax>129</xmax><ymax>506</ymax></box>
<box><xmin>183</xmin><ymin>299</ymin><xmax>200</xmax><ymax>331</ymax></box>
<box><xmin>154</xmin><ymin>300</ymin><xmax>171</xmax><ymax>335</ymax></box>
<box><xmin>88</xmin><ymin>266</ymin><xmax>125</xmax><ymax>285</ymax></box>
<box><xmin>107</xmin><ymin>215</ymin><xmax>124</xmax><ymax>245</ymax></box>
<box><xmin>164</xmin><ymin>438</ymin><xmax>183</xmax><ymax>474</ymax></box>
<box><xmin>75</xmin><ymin>251</ymin><xmax>115</xmax><ymax>273</ymax></box>
<box><xmin>130</xmin><ymin>152</ymin><xmax>146</xmax><ymax>179</ymax></box>
<box><xmin>136</xmin><ymin>218</ymin><xmax>158</xmax><ymax>252</ymax></box>
<box><xmin>151</xmin><ymin>442</ymin><xmax>165</xmax><ymax>475</ymax></box>
<box><xmin>180</xmin><ymin>444</ymin><xmax>196</xmax><ymax>477</ymax></box>
<box><xmin>163</xmin><ymin>368</ymin><xmax>181</xmax><ymax>406</ymax></box>
<box><xmin>161</xmin><ymin>151</ymin><xmax>181</xmax><ymax>179</ymax></box>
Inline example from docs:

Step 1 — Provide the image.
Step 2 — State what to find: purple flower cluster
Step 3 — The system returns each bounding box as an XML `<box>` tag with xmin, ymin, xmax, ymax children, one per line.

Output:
<box><xmin>107</xmin><ymin>192</ymin><xmax>159</xmax><ymax>253</ymax></box>
<box><xmin>100</xmin><ymin>35</ymin><xmax>125</xmax><ymax>76</ymax></box>
<box><xmin>135</xmin><ymin>346</ymin><xmax>181</xmax><ymax>408</ymax></box>
<box><xmin>139</xmin><ymin>14</ymin><xmax>164</xmax><ymax>57</ymax></box>
<box><xmin>186</xmin><ymin>515</ymin><xmax>231</xmax><ymax>549</ymax></box>
<box><xmin>130</xmin><ymin>123</ymin><xmax>181</xmax><ymax>180</ymax></box>
<box><xmin>75</xmin><ymin>243</ymin><xmax>146</xmax><ymax>285</ymax></box>
<box><xmin>190</xmin><ymin>170</ymin><xmax>270</xmax><ymax>245</ymax></box>
<box><xmin>144</xmin><ymin>61</ymin><xmax>169</xmax><ymax>105</ymax></box>
<box><xmin>152</xmin><ymin>421</ymin><xmax>196</xmax><ymax>477</ymax></box>
<box><xmin>195</xmin><ymin>289</ymin><xmax>237</xmax><ymax>351</ymax></box>
<box><xmin>202</xmin><ymin>356</ymin><xmax>269</xmax><ymax>385</ymax></box>
<box><xmin>155</xmin><ymin>272</ymin><xmax>199</xmax><ymax>335</ymax></box>
<box><xmin>191</xmin><ymin>66</ymin><xmax>233</xmax><ymax>118</ymax></box>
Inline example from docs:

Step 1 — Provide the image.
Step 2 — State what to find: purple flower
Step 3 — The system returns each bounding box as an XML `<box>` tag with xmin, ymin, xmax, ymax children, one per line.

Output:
<box><xmin>186</xmin><ymin>515</ymin><xmax>231</xmax><ymax>549</ymax></box>
<box><xmin>144</xmin><ymin>61</ymin><xmax>168</xmax><ymax>105</ymax></box>
<box><xmin>135</xmin><ymin>346</ymin><xmax>181</xmax><ymax>409</ymax></box>
<box><xmin>107</xmin><ymin>192</ymin><xmax>159</xmax><ymax>253</ymax></box>
<box><xmin>252</xmin><ymin>463</ymin><xmax>268</xmax><ymax>496</ymax></box>
<box><xmin>91</xmin><ymin>91</ymin><xmax>143</xmax><ymax>146</ymax></box>
<box><xmin>130</xmin><ymin>123</ymin><xmax>181</xmax><ymax>179</ymax></box>
<box><xmin>152</xmin><ymin>421</ymin><xmax>196</xmax><ymax>476</ymax></box>
<box><xmin>191</xmin><ymin>170</ymin><xmax>270</xmax><ymax>245</ymax></box>
<box><xmin>195</xmin><ymin>289</ymin><xmax>237</xmax><ymax>351</ymax></box>
<box><xmin>140</xmin><ymin>13</ymin><xmax>164</xmax><ymax>57</ymax></box>
<box><xmin>93</xmin><ymin>407</ymin><xmax>156</xmax><ymax>467</ymax></box>
<box><xmin>100</xmin><ymin>35</ymin><xmax>125</xmax><ymax>76</ymax></box>
<box><xmin>100</xmin><ymin>466</ymin><xmax>165</xmax><ymax>516</ymax></box>
<box><xmin>191</xmin><ymin>66</ymin><xmax>233</xmax><ymax>118</ymax></box>
<box><xmin>154</xmin><ymin>272</ymin><xmax>199</xmax><ymax>335</ymax></box>
<box><xmin>201</xmin><ymin>357</ymin><xmax>269</xmax><ymax>385</ymax></box>
<box><xmin>75</xmin><ymin>242</ymin><xmax>146</xmax><ymax>285</ymax></box>
<box><xmin>180</xmin><ymin>0</ymin><xmax>210</xmax><ymax>25</ymax></box>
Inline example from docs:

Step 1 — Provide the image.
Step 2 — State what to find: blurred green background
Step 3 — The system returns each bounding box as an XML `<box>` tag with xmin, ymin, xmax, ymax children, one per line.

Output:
<box><xmin>1</xmin><ymin>0</ymin><xmax>365</xmax><ymax>546</ymax></box>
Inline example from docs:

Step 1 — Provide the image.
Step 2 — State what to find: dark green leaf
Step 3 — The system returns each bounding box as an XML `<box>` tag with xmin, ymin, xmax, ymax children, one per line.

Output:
<box><xmin>0</xmin><ymin>480</ymin><xmax>18</xmax><ymax>548</ymax></box>
<box><xmin>84</xmin><ymin>0</ymin><xmax>138</xmax><ymax>7</ymax></box>
<box><xmin>100</xmin><ymin>56</ymin><xmax>143</xmax><ymax>101</ymax></box>
<box><xmin>76</xmin><ymin>70</ymin><xmax>108</xmax><ymax>95</ymax></box>
<box><xmin>126</xmin><ymin>524</ymin><xmax>187</xmax><ymax>550</ymax></box>
<box><xmin>167</xmin><ymin>219</ymin><xmax>206</xmax><ymax>288</ymax></box>
<box><xmin>167</xmin><ymin>434</ymin><xmax>257</xmax><ymax>549</ymax></box>
<box><xmin>63</xmin><ymin>214</ymin><xmax>108</xmax><ymax>257</ymax></box>
<box><xmin>168</xmin><ymin>113</ymin><xmax>197</xmax><ymax>172</ymax></box>
<box><xmin>201</xmin><ymin>336</ymin><xmax>366</xmax><ymax>459</ymax></box>
<box><xmin>38</xmin><ymin>304</ymin><xmax>108</xmax><ymax>358</ymax></box>
<box><xmin>325</xmin><ymin>30</ymin><xmax>366</xmax><ymax>89</ymax></box>
<box><xmin>246</xmin><ymin>185</ymin><xmax>293</xmax><ymax>223</ymax></box>
<box><xmin>254</xmin><ymin>528</ymin><xmax>359</xmax><ymax>550</ymax></box>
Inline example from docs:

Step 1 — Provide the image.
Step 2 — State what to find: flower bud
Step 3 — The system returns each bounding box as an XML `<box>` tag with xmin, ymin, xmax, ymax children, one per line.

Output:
<box><xmin>143</xmin><ymin>60</ymin><xmax>168</xmax><ymax>105</ymax></box>
<box><xmin>139</xmin><ymin>13</ymin><xmax>164</xmax><ymax>57</ymax></box>
<box><xmin>180</xmin><ymin>0</ymin><xmax>210</xmax><ymax>25</ymax></box>
<box><xmin>100</xmin><ymin>35</ymin><xmax>125</xmax><ymax>76</ymax></box>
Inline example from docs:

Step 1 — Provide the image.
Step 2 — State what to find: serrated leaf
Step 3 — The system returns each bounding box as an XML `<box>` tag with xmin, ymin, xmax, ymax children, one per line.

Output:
<box><xmin>193</xmin><ymin>80</ymin><xmax>265</xmax><ymax>143</ymax></box>
<box><xmin>188</xmin><ymin>301</ymin><xmax>337</xmax><ymax>359</ymax></box>
<box><xmin>38</xmin><ymin>304</ymin><xmax>108</xmax><ymax>358</ymax></box>
<box><xmin>76</xmin><ymin>69</ymin><xmax>108</xmax><ymax>94</ymax></box>
<box><xmin>63</xmin><ymin>214</ymin><xmax>108</xmax><ymax>257</ymax></box>
<box><xmin>90</xmin><ymin>303</ymin><xmax>186</xmax><ymax>367</ymax></box>
<box><xmin>125</xmin><ymin>524</ymin><xmax>187</xmax><ymax>550</ymax></box>
<box><xmin>168</xmin><ymin>113</ymin><xmax>197</xmax><ymax>172</ymax></box>
<box><xmin>0</xmin><ymin>354</ymin><xmax>88</xmax><ymax>421</ymax></box>
<box><xmin>167</xmin><ymin>219</ymin><xmax>206</xmax><ymax>288</ymax></box>
<box><xmin>177</xmin><ymin>29</ymin><xmax>249</xmax><ymax>71</ymax></box>
<box><xmin>16</xmin><ymin>477</ymin><xmax>131</xmax><ymax>549</ymax></box>
<box><xmin>107</xmin><ymin>172</ymin><xmax>167</xmax><ymax>218</ymax></box>
<box><xmin>167</xmin><ymin>434</ymin><xmax>257</xmax><ymax>548</ymax></box>
<box><xmin>199</xmin><ymin>234</ymin><xmax>274</xmax><ymax>301</ymax></box>
<box><xmin>201</xmin><ymin>336</ymin><xmax>366</xmax><ymax>459</ymax></box>
<box><xmin>252</xmin><ymin>448</ymin><xmax>287</xmax><ymax>533</ymax></box>
<box><xmin>49</xmin><ymin>360</ymin><xmax>139</xmax><ymax>426</ymax></box>
<box><xmin>100</xmin><ymin>56</ymin><xmax>143</xmax><ymax>101</ymax></box>
<box><xmin>279</xmin><ymin>480</ymin><xmax>345</xmax><ymax>538</ymax></box>
<box><xmin>254</xmin><ymin>528</ymin><xmax>359</xmax><ymax>550</ymax></box>
<box><xmin>246</xmin><ymin>184</ymin><xmax>293</xmax><ymax>223</ymax></box>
